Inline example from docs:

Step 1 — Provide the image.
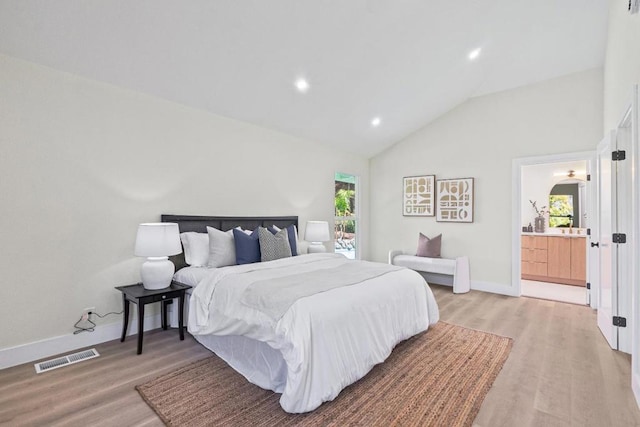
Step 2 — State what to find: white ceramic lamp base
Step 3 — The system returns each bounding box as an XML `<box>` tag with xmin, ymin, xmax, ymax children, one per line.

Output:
<box><xmin>140</xmin><ymin>257</ymin><xmax>175</xmax><ymax>290</ymax></box>
<box><xmin>307</xmin><ymin>243</ymin><xmax>326</xmax><ymax>253</ymax></box>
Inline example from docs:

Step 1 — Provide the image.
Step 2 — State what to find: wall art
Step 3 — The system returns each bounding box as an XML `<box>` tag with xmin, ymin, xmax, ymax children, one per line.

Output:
<box><xmin>403</xmin><ymin>175</ymin><xmax>435</xmax><ymax>216</ymax></box>
<box><xmin>436</xmin><ymin>178</ymin><xmax>474</xmax><ymax>223</ymax></box>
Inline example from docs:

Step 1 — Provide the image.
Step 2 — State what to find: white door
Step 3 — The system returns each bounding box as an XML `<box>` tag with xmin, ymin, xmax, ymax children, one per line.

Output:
<box><xmin>597</xmin><ymin>102</ymin><xmax>634</xmax><ymax>355</ymax></box>
<box><xmin>586</xmin><ymin>155</ymin><xmax>598</xmax><ymax>308</ymax></box>
<box><xmin>614</xmin><ymin>106</ymin><xmax>633</xmax><ymax>355</ymax></box>
<box><xmin>628</xmin><ymin>85</ymin><xmax>640</xmax><ymax>409</ymax></box>
<box><xmin>597</xmin><ymin>131</ymin><xmax>617</xmax><ymax>349</ymax></box>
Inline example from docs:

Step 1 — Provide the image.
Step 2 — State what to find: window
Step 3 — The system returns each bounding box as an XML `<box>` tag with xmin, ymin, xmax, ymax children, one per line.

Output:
<box><xmin>549</xmin><ymin>195</ymin><xmax>574</xmax><ymax>227</ymax></box>
<box><xmin>335</xmin><ymin>172</ymin><xmax>358</xmax><ymax>259</ymax></box>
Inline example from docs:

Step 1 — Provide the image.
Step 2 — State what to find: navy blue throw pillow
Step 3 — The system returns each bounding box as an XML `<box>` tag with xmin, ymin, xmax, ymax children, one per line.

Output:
<box><xmin>268</xmin><ymin>225</ymin><xmax>298</xmax><ymax>256</ymax></box>
<box><xmin>233</xmin><ymin>228</ymin><xmax>261</xmax><ymax>264</ymax></box>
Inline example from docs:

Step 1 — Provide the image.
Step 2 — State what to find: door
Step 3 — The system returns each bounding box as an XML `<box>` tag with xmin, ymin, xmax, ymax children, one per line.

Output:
<box><xmin>570</xmin><ymin>237</ymin><xmax>587</xmax><ymax>281</ymax></box>
<box><xmin>597</xmin><ymin>131</ymin><xmax>616</xmax><ymax>349</ymax></box>
<box><xmin>547</xmin><ymin>237</ymin><xmax>571</xmax><ymax>280</ymax></box>
<box><xmin>615</xmin><ymin>106</ymin><xmax>633</xmax><ymax>355</ymax></box>
<box><xmin>587</xmin><ymin>153</ymin><xmax>598</xmax><ymax>308</ymax></box>
<box><xmin>597</xmin><ymin>108</ymin><xmax>633</xmax><ymax>354</ymax></box>
<box><xmin>629</xmin><ymin>85</ymin><xmax>639</xmax><ymax>409</ymax></box>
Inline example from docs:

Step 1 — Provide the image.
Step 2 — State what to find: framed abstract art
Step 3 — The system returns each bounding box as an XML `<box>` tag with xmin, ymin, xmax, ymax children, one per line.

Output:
<box><xmin>403</xmin><ymin>175</ymin><xmax>435</xmax><ymax>216</ymax></box>
<box><xmin>436</xmin><ymin>178</ymin><xmax>474</xmax><ymax>223</ymax></box>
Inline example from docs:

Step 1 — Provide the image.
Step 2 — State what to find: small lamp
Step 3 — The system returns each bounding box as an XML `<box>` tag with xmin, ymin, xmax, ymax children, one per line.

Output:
<box><xmin>134</xmin><ymin>223</ymin><xmax>182</xmax><ymax>290</ymax></box>
<box><xmin>304</xmin><ymin>221</ymin><xmax>330</xmax><ymax>253</ymax></box>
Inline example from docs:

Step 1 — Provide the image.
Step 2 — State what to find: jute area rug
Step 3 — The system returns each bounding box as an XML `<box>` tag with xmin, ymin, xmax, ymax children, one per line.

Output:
<box><xmin>137</xmin><ymin>322</ymin><xmax>512</xmax><ymax>427</ymax></box>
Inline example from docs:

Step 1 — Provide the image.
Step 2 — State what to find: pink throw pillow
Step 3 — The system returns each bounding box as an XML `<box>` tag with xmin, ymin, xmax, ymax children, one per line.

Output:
<box><xmin>416</xmin><ymin>233</ymin><xmax>442</xmax><ymax>258</ymax></box>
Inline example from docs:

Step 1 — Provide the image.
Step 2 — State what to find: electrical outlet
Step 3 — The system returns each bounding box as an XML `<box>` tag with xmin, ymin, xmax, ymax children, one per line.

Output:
<box><xmin>82</xmin><ymin>307</ymin><xmax>95</xmax><ymax>321</ymax></box>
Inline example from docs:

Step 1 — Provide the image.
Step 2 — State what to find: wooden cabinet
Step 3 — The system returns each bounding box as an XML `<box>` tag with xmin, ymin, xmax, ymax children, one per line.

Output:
<box><xmin>521</xmin><ymin>235</ymin><xmax>586</xmax><ymax>286</ymax></box>
<box><xmin>521</xmin><ymin>236</ymin><xmax>548</xmax><ymax>277</ymax></box>
<box><xmin>570</xmin><ymin>238</ymin><xmax>587</xmax><ymax>281</ymax></box>
<box><xmin>547</xmin><ymin>237</ymin><xmax>571</xmax><ymax>279</ymax></box>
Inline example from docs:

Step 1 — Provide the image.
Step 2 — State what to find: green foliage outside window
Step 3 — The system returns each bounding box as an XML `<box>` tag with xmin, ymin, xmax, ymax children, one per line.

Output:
<box><xmin>335</xmin><ymin>188</ymin><xmax>356</xmax><ymax>236</ymax></box>
<box><xmin>549</xmin><ymin>195</ymin><xmax>573</xmax><ymax>227</ymax></box>
<box><xmin>335</xmin><ymin>189</ymin><xmax>355</xmax><ymax>217</ymax></box>
<box><xmin>335</xmin><ymin>173</ymin><xmax>357</xmax><ymax>258</ymax></box>
<box><xmin>344</xmin><ymin>220</ymin><xmax>355</xmax><ymax>233</ymax></box>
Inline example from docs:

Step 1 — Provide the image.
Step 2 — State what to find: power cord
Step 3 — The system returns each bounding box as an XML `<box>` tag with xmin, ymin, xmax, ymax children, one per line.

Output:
<box><xmin>73</xmin><ymin>316</ymin><xmax>95</xmax><ymax>334</ymax></box>
<box><xmin>73</xmin><ymin>310</ymin><xmax>124</xmax><ymax>335</ymax></box>
<box><xmin>92</xmin><ymin>310</ymin><xmax>123</xmax><ymax>319</ymax></box>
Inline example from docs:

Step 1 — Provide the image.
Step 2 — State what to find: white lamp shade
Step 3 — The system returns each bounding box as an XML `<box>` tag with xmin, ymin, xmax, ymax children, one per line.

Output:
<box><xmin>134</xmin><ymin>223</ymin><xmax>182</xmax><ymax>257</ymax></box>
<box><xmin>304</xmin><ymin>221</ymin><xmax>330</xmax><ymax>243</ymax></box>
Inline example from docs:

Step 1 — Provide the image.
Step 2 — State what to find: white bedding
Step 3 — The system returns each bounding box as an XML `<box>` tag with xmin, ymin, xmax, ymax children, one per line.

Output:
<box><xmin>173</xmin><ymin>265</ymin><xmax>211</xmax><ymax>287</ymax></box>
<box><xmin>188</xmin><ymin>253</ymin><xmax>439</xmax><ymax>413</ymax></box>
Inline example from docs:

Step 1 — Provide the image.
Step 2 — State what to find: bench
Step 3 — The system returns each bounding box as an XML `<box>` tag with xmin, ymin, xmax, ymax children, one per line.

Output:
<box><xmin>389</xmin><ymin>250</ymin><xmax>470</xmax><ymax>294</ymax></box>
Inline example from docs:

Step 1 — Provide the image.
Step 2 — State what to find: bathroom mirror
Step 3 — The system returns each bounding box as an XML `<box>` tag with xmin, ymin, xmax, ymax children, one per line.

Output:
<box><xmin>548</xmin><ymin>179</ymin><xmax>585</xmax><ymax>228</ymax></box>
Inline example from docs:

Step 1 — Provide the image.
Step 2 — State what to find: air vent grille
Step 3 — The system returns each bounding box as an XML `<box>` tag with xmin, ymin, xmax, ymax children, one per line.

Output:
<box><xmin>34</xmin><ymin>348</ymin><xmax>100</xmax><ymax>373</ymax></box>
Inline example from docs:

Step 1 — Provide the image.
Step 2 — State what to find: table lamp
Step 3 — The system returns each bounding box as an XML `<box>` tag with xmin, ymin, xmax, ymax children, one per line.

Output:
<box><xmin>134</xmin><ymin>223</ymin><xmax>182</xmax><ymax>290</ymax></box>
<box><xmin>304</xmin><ymin>221</ymin><xmax>330</xmax><ymax>253</ymax></box>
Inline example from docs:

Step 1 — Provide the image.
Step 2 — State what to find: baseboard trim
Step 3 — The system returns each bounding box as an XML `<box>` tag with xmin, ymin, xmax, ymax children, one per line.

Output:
<box><xmin>0</xmin><ymin>314</ymin><xmax>163</xmax><ymax>370</ymax></box>
<box><xmin>427</xmin><ymin>279</ymin><xmax>518</xmax><ymax>297</ymax></box>
<box><xmin>2</xmin><ymin>280</ymin><xmax>517</xmax><ymax>370</ymax></box>
<box><xmin>471</xmin><ymin>280</ymin><xmax>519</xmax><ymax>297</ymax></box>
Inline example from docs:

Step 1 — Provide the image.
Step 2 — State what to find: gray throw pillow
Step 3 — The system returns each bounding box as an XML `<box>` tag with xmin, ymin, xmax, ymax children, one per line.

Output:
<box><xmin>207</xmin><ymin>226</ymin><xmax>236</xmax><ymax>267</ymax></box>
<box><xmin>258</xmin><ymin>227</ymin><xmax>292</xmax><ymax>262</ymax></box>
<box><xmin>416</xmin><ymin>233</ymin><xmax>442</xmax><ymax>258</ymax></box>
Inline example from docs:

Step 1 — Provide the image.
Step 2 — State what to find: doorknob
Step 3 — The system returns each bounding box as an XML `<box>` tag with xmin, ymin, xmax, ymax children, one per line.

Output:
<box><xmin>591</xmin><ymin>242</ymin><xmax>600</xmax><ymax>248</ymax></box>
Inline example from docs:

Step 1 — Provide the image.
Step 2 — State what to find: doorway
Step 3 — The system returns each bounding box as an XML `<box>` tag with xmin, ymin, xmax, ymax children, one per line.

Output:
<box><xmin>334</xmin><ymin>172</ymin><xmax>359</xmax><ymax>259</ymax></box>
<box><xmin>511</xmin><ymin>151</ymin><xmax>596</xmax><ymax>304</ymax></box>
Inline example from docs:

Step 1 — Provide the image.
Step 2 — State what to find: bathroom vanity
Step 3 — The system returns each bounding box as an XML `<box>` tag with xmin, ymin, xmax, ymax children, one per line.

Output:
<box><xmin>521</xmin><ymin>233</ymin><xmax>586</xmax><ymax>287</ymax></box>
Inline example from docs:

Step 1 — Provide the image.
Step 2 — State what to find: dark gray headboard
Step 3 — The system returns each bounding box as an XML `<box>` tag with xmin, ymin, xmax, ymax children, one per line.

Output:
<box><xmin>161</xmin><ymin>214</ymin><xmax>299</xmax><ymax>270</ymax></box>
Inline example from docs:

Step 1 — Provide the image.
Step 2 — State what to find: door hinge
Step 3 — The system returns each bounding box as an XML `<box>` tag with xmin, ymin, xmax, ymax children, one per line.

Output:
<box><xmin>587</xmin><ymin>174</ymin><xmax>591</xmax><ymax>181</ymax></box>
<box><xmin>613</xmin><ymin>233</ymin><xmax>627</xmax><ymax>243</ymax></box>
<box><xmin>613</xmin><ymin>316</ymin><xmax>627</xmax><ymax>327</ymax></box>
<box><xmin>612</xmin><ymin>150</ymin><xmax>626</xmax><ymax>161</ymax></box>
<box><xmin>586</xmin><ymin>282</ymin><xmax>591</xmax><ymax>290</ymax></box>
<box><xmin>586</xmin><ymin>228</ymin><xmax>591</xmax><ymax>236</ymax></box>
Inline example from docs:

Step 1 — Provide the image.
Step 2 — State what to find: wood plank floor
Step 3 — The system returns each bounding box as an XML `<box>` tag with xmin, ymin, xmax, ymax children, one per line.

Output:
<box><xmin>1</xmin><ymin>286</ymin><xmax>639</xmax><ymax>426</ymax></box>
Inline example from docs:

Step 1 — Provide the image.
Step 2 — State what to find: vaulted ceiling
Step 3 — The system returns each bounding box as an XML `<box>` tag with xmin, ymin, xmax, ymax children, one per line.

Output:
<box><xmin>0</xmin><ymin>1</ymin><xmax>608</xmax><ymax>157</ymax></box>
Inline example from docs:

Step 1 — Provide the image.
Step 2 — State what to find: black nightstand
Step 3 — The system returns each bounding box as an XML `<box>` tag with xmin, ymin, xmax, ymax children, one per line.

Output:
<box><xmin>115</xmin><ymin>281</ymin><xmax>191</xmax><ymax>355</ymax></box>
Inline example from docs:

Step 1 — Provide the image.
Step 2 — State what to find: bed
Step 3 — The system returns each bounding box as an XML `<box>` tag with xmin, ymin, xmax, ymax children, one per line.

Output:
<box><xmin>162</xmin><ymin>214</ymin><xmax>440</xmax><ymax>413</ymax></box>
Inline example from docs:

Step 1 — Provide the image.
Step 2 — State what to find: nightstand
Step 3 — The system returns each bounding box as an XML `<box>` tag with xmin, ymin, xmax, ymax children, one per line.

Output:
<box><xmin>115</xmin><ymin>281</ymin><xmax>191</xmax><ymax>355</ymax></box>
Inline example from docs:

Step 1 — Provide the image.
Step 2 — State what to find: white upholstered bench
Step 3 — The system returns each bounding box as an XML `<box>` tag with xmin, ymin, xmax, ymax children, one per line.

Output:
<box><xmin>389</xmin><ymin>250</ymin><xmax>470</xmax><ymax>294</ymax></box>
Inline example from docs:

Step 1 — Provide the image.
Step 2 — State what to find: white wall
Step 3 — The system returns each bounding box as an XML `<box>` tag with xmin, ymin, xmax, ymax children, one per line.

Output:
<box><xmin>604</xmin><ymin>1</ymin><xmax>640</xmax><ymax>129</ymax></box>
<box><xmin>370</xmin><ymin>68</ymin><xmax>603</xmax><ymax>292</ymax></box>
<box><xmin>0</xmin><ymin>54</ymin><xmax>369</xmax><ymax>352</ymax></box>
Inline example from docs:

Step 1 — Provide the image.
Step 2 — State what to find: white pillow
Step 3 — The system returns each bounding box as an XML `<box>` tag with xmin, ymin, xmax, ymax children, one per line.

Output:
<box><xmin>179</xmin><ymin>232</ymin><xmax>210</xmax><ymax>267</ymax></box>
<box><xmin>207</xmin><ymin>226</ymin><xmax>237</xmax><ymax>267</ymax></box>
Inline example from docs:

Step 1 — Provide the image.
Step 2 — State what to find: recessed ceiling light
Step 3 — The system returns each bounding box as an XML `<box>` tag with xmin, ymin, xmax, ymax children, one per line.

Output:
<box><xmin>468</xmin><ymin>48</ymin><xmax>481</xmax><ymax>61</ymax></box>
<box><xmin>294</xmin><ymin>78</ymin><xmax>310</xmax><ymax>93</ymax></box>
<box><xmin>371</xmin><ymin>117</ymin><xmax>381</xmax><ymax>127</ymax></box>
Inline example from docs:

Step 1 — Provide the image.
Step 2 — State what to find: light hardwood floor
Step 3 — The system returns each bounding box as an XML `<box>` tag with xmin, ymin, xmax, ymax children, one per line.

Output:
<box><xmin>1</xmin><ymin>286</ymin><xmax>639</xmax><ymax>426</ymax></box>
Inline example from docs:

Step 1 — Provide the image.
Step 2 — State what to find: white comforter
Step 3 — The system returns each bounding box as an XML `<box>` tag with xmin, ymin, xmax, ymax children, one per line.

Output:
<box><xmin>188</xmin><ymin>253</ymin><xmax>440</xmax><ymax>413</ymax></box>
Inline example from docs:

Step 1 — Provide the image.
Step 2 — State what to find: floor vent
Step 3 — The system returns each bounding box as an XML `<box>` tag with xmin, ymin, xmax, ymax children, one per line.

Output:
<box><xmin>34</xmin><ymin>348</ymin><xmax>100</xmax><ymax>374</ymax></box>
